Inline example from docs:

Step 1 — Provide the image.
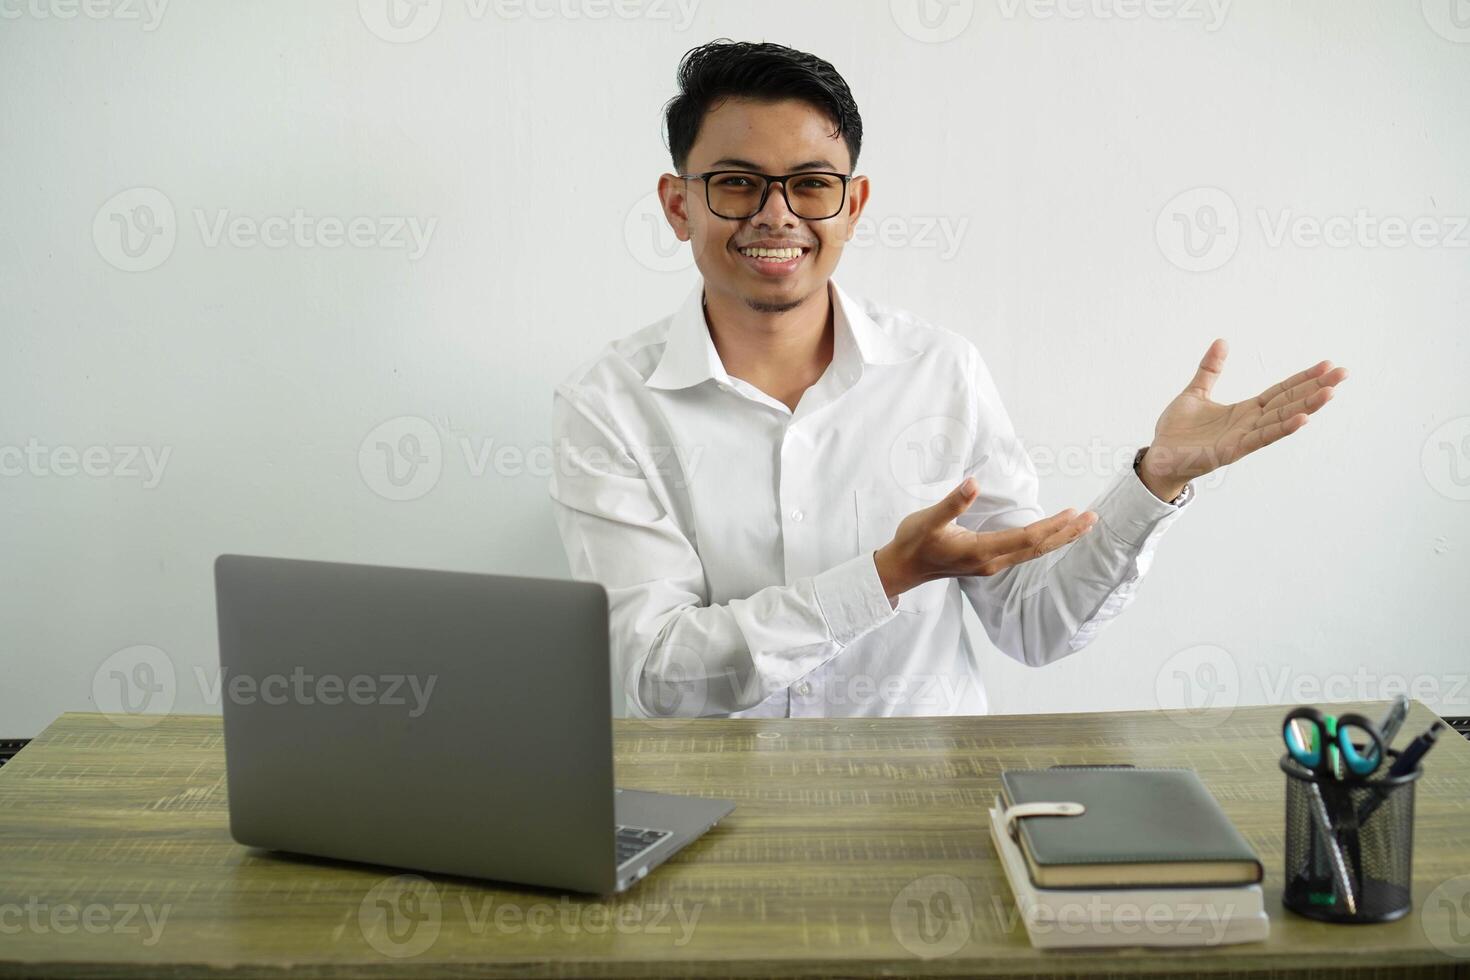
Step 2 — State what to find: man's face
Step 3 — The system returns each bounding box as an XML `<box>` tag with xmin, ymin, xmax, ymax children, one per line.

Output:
<box><xmin>660</xmin><ymin>97</ymin><xmax>869</xmax><ymax>314</ymax></box>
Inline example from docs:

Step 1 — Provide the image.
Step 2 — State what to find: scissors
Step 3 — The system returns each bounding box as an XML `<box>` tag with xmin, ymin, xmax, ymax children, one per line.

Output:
<box><xmin>1282</xmin><ymin>706</ymin><xmax>1386</xmax><ymax>779</ymax></box>
<box><xmin>1281</xmin><ymin>706</ymin><xmax>1386</xmax><ymax>915</ymax></box>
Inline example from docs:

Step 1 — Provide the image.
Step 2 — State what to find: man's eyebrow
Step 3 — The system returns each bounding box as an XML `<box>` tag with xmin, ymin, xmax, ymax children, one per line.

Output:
<box><xmin>706</xmin><ymin>157</ymin><xmax>842</xmax><ymax>172</ymax></box>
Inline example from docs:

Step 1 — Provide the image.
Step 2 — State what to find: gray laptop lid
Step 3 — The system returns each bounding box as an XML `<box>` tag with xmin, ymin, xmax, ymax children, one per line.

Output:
<box><xmin>214</xmin><ymin>554</ymin><xmax>618</xmax><ymax>893</ymax></box>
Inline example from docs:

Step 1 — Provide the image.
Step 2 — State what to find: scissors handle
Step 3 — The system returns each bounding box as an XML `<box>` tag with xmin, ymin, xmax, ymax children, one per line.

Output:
<box><xmin>1283</xmin><ymin>707</ymin><xmax>1385</xmax><ymax>779</ymax></box>
<box><xmin>1283</xmin><ymin>706</ymin><xmax>1330</xmax><ymax>773</ymax></box>
<box><xmin>1334</xmin><ymin>712</ymin><xmax>1386</xmax><ymax>777</ymax></box>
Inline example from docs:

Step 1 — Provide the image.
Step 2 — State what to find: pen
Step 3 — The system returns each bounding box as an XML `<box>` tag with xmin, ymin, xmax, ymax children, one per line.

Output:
<box><xmin>1355</xmin><ymin>721</ymin><xmax>1443</xmax><ymax>826</ymax></box>
<box><xmin>1386</xmin><ymin>722</ymin><xmax>1444</xmax><ymax>778</ymax></box>
<box><xmin>1306</xmin><ymin>781</ymin><xmax>1357</xmax><ymax>914</ymax></box>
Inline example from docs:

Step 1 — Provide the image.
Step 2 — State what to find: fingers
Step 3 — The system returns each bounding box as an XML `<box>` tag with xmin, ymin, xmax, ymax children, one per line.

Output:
<box><xmin>1235</xmin><ymin>412</ymin><xmax>1309</xmax><ymax>457</ymax></box>
<box><xmin>1264</xmin><ymin>383</ymin><xmax>1337</xmax><ymax>427</ymax></box>
<box><xmin>926</xmin><ymin>476</ymin><xmax>979</xmax><ymax>527</ymax></box>
<box><xmin>1184</xmin><ymin>338</ymin><xmax>1229</xmax><ymax>399</ymax></box>
<box><xmin>967</xmin><ymin>508</ymin><xmax>1075</xmax><ymax>555</ymax></box>
<box><xmin>967</xmin><ymin>509</ymin><xmax>1097</xmax><ymax>578</ymax></box>
<box><xmin>1254</xmin><ymin>359</ymin><xmax>1342</xmax><ymax>410</ymax></box>
<box><xmin>1259</xmin><ymin>365</ymin><xmax>1349</xmax><ymax>416</ymax></box>
<box><xmin>1236</xmin><ymin>368</ymin><xmax>1341</xmax><ymax>458</ymax></box>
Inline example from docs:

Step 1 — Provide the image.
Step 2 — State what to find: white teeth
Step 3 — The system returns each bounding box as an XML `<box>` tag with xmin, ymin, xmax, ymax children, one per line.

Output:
<box><xmin>739</xmin><ymin>246</ymin><xmax>803</xmax><ymax>260</ymax></box>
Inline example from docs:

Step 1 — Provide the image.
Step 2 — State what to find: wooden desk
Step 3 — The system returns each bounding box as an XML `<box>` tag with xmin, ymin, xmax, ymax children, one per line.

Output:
<box><xmin>2</xmin><ymin>702</ymin><xmax>1468</xmax><ymax>978</ymax></box>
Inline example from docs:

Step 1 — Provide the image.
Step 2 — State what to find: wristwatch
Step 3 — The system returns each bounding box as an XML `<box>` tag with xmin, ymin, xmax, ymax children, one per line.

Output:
<box><xmin>1134</xmin><ymin>446</ymin><xmax>1194</xmax><ymax>507</ymax></box>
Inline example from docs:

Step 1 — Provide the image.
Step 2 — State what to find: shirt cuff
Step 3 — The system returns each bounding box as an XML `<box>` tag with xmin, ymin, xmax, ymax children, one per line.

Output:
<box><xmin>812</xmin><ymin>551</ymin><xmax>900</xmax><ymax>646</ymax></box>
<box><xmin>1097</xmin><ymin>464</ymin><xmax>1191</xmax><ymax>548</ymax></box>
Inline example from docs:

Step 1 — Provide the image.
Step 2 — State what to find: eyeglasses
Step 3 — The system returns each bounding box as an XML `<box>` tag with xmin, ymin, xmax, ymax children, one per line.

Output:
<box><xmin>678</xmin><ymin>170</ymin><xmax>851</xmax><ymax>221</ymax></box>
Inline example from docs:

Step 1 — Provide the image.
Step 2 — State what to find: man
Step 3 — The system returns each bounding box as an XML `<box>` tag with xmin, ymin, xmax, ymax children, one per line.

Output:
<box><xmin>548</xmin><ymin>40</ymin><xmax>1347</xmax><ymax>719</ymax></box>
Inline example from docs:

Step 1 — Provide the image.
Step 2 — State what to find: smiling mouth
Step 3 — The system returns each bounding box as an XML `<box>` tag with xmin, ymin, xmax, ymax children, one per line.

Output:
<box><xmin>736</xmin><ymin>245</ymin><xmax>810</xmax><ymax>262</ymax></box>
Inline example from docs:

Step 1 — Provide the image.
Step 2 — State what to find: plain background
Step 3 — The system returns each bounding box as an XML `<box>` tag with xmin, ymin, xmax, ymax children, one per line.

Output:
<box><xmin>2</xmin><ymin>0</ymin><xmax>1468</xmax><ymax>736</ymax></box>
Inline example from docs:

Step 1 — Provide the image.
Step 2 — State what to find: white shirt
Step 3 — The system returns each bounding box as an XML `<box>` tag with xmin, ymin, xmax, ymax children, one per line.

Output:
<box><xmin>548</xmin><ymin>278</ymin><xmax>1193</xmax><ymax>718</ymax></box>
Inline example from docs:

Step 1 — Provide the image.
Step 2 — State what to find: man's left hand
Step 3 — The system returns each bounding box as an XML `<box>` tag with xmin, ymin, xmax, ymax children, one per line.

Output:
<box><xmin>1138</xmin><ymin>339</ymin><xmax>1349</xmax><ymax>502</ymax></box>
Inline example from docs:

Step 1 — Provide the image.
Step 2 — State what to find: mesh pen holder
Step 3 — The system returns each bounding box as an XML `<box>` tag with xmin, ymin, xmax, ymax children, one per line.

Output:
<box><xmin>1280</xmin><ymin>751</ymin><xmax>1419</xmax><ymax>923</ymax></box>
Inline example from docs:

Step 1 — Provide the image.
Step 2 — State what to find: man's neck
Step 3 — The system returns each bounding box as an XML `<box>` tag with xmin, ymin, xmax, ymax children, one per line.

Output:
<box><xmin>702</xmin><ymin>282</ymin><xmax>834</xmax><ymax>413</ymax></box>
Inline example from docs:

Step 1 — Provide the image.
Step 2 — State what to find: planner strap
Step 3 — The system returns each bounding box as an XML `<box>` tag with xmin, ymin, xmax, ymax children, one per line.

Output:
<box><xmin>1002</xmin><ymin>801</ymin><xmax>1085</xmax><ymax>840</ymax></box>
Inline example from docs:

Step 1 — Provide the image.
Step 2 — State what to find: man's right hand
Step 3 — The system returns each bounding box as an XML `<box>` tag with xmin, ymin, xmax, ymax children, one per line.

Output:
<box><xmin>872</xmin><ymin>477</ymin><xmax>1098</xmax><ymax>604</ymax></box>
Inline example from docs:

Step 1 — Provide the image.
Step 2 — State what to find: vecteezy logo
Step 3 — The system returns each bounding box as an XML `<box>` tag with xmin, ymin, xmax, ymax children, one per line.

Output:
<box><xmin>358</xmin><ymin>416</ymin><xmax>443</xmax><ymax>501</ymax></box>
<box><xmin>889</xmin><ymin>415</ymin><xmax>977</xmax><ymax>502</ymax></box>
<box><xmin>92</xmin><ymin>645</ymin><xmax>177</xmax><ymax>728</ymax></box>
<box><xmin>1423</xmin><ymin>0</ymin><xmax>1470</xmax><ymax>43</ymax></box>
<box><xmin>1155</xmin><ymin>186</ymin><xmax>1240</xmax><ymax>272</ymax></box>
<box><xmin>890</xmin><ymin>0</ymin><xmax>975</xmax><ymax>43</ymax></box>
<box><xmin>890</xmin><ymin>874</ymin><xmax>973</xmax><ymax>958</ymax></box>
<box><xmin>93</xmin><ymin>187</ymin><xmax>177</xmax><ymax>272</ymax></box>
<box><xmin>359</xmin><ymin>0</ymin><xmax>443</xmax><ymax>43</ymax></box>
<box><xmin>1423</xmin><ymin>874</ymin><xmax>1470</xmax><ymax>957</ymax></box>
<box><xmin>1422</xmin><ymin>416</ymin><xmax>1470</xmax><ymax>501</ymax></box>
<box><xmin>359</xmin><ymin>875</ymin><xmax>442</xmax><ymax>958</ymax></box>
<box><xmin>625</xmin><ymin>642</ymin><xmax>710</xmax><ymax>718</ymax></box>
<box><xmin>623</xmin><ymin>191</ymin><xmax>693</xmax><ymax>273</ymax></box>
<box><xmin>1154</xmin><ymin>643</ymin><xmax>1239</xmax><ymax>729</ymax></box>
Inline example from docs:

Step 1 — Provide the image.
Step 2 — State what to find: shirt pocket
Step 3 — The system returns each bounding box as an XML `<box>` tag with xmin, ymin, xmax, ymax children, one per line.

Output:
<box><xmin>854</xmin><ymin>487</ymin><xmax>951</xmax><ymax>614</ymax></box>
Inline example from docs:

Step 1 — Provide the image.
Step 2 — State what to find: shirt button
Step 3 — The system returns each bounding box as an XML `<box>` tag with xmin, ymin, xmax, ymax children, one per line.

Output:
<box><xmin>791</xmin><ymin>509</ymin><xmax>804</xmax><ymax>522</ymax></box>
<box><xmin>796</xmin><ymin>681</ymin><xmax>812</xmax><ymax>697</ymax></box>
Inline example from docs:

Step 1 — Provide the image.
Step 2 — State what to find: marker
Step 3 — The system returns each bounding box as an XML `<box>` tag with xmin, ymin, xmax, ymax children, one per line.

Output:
<box><xmin>1355</xmin><ymin>721</ymin><xmax>1443</xmax><ymax>826</ymax></box>
<box><xmin>1386</xmin><ymin>722</ymin><xmax>1444</xmax><ymax>778</ymax></box>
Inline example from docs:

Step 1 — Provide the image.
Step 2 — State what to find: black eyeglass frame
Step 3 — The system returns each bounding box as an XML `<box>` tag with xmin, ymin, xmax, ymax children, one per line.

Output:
<box><xmin>677</xmin><ymin>170</ymin><xmax>853</xmax><ymax>221</ymax></box>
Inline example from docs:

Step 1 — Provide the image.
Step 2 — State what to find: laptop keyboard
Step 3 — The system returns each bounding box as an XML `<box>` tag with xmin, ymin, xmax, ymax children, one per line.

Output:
<box><xmin>616</xmin><ymin>825</ymin><xmax>671</xmax><ymax>866</ymax></box>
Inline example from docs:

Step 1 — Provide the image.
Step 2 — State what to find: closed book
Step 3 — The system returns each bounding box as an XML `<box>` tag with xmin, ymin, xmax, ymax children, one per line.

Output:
<box><xmin>1000</xmin><ymin>767</ymin><xmax>1264</xmax><ymax>889</ymax></box>
<box><xmin>988</xmin><ymin>800</ymin><xmax>1268</xmax><ymax>949</ymax></box>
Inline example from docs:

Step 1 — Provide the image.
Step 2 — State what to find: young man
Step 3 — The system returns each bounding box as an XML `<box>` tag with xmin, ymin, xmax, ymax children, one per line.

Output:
<box><xmin>548</xmin><ymin>41</ymin><xmax>1347</xmax><ymax>719</ymax></box>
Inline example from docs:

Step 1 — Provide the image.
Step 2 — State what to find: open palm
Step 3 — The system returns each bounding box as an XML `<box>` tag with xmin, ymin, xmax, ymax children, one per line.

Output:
<box><xmin>1144</xmin><ymin>339</ymin><xmax>1349</xmax><ymax>484</ymax></box>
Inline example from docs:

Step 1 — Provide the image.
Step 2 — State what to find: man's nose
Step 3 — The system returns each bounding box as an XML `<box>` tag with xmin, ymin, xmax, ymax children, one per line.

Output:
<box><xmin>752</xmin><ymin>179</ymin><xmax>800</xmax><ymax>229</ymax></box>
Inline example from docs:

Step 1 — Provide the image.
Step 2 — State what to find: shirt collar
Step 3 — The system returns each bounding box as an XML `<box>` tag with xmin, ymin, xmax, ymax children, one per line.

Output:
<box><xmin>644</xmin><ymin>278</ymin><xmax>916</xmax><ymax>391</ymax></box>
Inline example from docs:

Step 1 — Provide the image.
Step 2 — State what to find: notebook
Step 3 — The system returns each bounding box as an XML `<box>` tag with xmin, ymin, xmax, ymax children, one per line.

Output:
<box><xmin>999</xmin><ymin>768</ymin><xmax>1264</xmax><ymax>889</ymax></box>
<box><xmin>987</xmin><ymin>801</ymin><xmax>1269</xmax><ymax>949</ymax></box>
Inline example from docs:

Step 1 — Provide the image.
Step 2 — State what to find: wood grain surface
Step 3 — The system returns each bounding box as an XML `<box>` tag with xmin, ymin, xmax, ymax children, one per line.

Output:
<box><xmin>1</xmin><ymin>702</ymin><xmax>1468</xmax><ymax>978</ymax></box>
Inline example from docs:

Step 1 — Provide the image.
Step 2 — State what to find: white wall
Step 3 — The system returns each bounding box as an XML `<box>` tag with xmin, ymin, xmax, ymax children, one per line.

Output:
<box><xmin>2</xmin><ymin>0</ymin><xmax>1467</xmax><ymax>737</ymax></box>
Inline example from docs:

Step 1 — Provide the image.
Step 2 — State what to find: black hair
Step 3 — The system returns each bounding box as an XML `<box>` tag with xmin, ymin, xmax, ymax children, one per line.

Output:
<box><xmin>663</xmin><ymin>39</ymin><xmax>863</xmax><ymax>173</ymax></box>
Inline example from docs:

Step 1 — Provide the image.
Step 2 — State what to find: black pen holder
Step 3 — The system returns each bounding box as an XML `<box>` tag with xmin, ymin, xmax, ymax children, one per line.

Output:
<box><xmin>1280</xmin><ymin>752</ymin><xmax>1419</xmax><ymax>923</ymax></box>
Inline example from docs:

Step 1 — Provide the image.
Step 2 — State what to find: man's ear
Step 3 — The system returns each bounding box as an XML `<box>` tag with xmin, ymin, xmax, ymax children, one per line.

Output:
<box><xmin>657</xmin><ymin>173</ymin><xmax>693</xmax><ymax>243</ymax></box>
<box><xmin>842</xmin><ymin>174</ymin><xmax>871</xmax><ymax>242</ymax></box>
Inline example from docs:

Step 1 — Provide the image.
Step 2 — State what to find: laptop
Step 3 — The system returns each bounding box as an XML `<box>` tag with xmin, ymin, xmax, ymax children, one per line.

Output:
<box><xmin>213</xmin><ymin>554</ymin><xmax>734</xmax><ymax>894</ymax></box>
